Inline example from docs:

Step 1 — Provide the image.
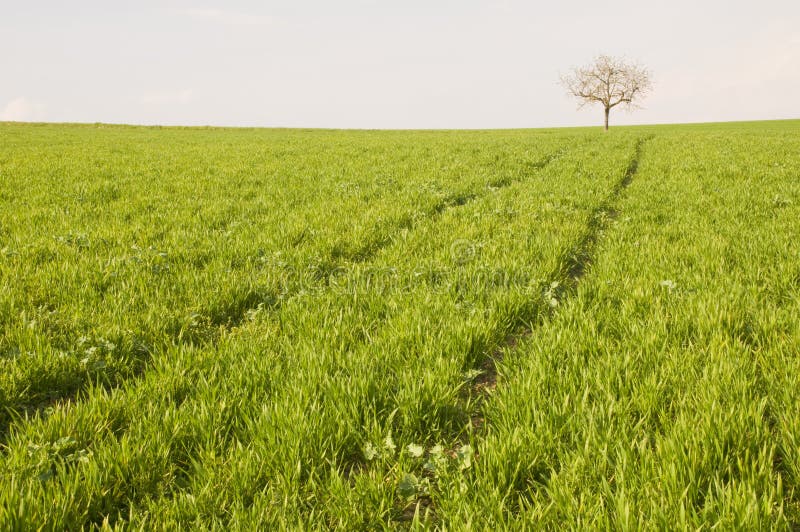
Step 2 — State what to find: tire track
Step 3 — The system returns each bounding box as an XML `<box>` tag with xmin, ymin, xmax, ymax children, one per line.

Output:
<box><xmin>0</xmin><ymin>147</ymin><xmax>571</xmax><ymax>444</ymax></box>
<box><xmin>0</xmin><ymin>145</ymin><xmax>575</xmax><ymax>530</ymax></box>
<box><xmin>468</xmin><ymin>137</ymin><xmax>650</xmax><ymax>421</ymax></box>
<box><xmin>329</xmin><ymin>146</ymin><xmax>569</xmax><ymax>264</ymax></box>
<box><xmin>347</xmin><ymin>137</ymin><xmax>650</xmax><ymax>524</ymax></box>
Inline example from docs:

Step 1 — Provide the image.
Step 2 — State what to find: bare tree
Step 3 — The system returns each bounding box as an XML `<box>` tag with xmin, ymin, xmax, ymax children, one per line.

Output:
<box><xmin>561</xmin><ymin>55</ymin><xmax>652</xmax><ymax>131</ymax></box>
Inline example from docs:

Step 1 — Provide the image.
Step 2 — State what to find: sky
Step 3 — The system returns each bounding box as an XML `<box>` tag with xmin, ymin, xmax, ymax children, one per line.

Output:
<box><xmin>1</xmin><ymin>0</ymin><xmax>798</xmax><ymax>129</ymax></box>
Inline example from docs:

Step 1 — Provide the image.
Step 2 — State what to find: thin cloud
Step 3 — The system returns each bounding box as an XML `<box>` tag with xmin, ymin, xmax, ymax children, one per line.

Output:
<box><xmin>0</xmin><ymin>97</ymin><xmax>46</xmax><ymax>122</ymax></box>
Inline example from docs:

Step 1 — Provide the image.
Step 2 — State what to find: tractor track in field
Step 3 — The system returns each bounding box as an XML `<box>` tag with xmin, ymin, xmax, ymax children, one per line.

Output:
<box><xmin>134</xmin><ymin>145</ymin><xmax>571</xmax><ymax>345</ymax></box>
<box><xmin>467</xmin><ymin>136</ymin><xmax>651</xmax><ymax>441</ymax></box>
<box><xmin>0</xmin><ymin>147</ymin><xmax>572</xmax><ymax>446</ymax></box>
<box><xmin>0</xmin><ymin>145</ymin><xmax>573</xmax><ymax>532</ymax></box>
<box><xmin>173</xmin><ymin>144</ymin><xmax>571</xmax><ymax>341</ymax></box>
<box><xmin>152</xmin><ymin>146</ymin><xmax>575</xmax><ymax>526</ymax></box>
<box><xmin>329</xmin><ymin>146</ymin><xmax>568</xmax><ymax>264</ymax></box>
<box><xmin>199</xmin><ymin>145</ymin><xmax>576</xmax><ymax>529</ymax></box>
<box><xmin>389</xmin><ymin>137</ymin><xmax>650</xmax><ymax>524</ymax></box>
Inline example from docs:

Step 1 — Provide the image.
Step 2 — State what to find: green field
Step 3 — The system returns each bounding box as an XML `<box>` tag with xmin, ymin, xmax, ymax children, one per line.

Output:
<box><xmin>1</xmin><ymin>120</ymin><xmax>799</xmax><ymax>529</ymax></box>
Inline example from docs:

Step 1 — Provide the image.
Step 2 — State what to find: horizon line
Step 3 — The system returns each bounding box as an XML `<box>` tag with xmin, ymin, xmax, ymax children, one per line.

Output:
<box><xmin>2</xmin><ymin>117</ymin><xmax>799</xmax><ymax>132</ymax></box>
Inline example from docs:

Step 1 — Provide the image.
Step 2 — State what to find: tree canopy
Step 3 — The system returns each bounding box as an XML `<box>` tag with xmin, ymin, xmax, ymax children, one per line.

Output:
<box><xmin>561</xmin><ymin>55</ymin><xmax>652</xmax><ymax>130</ymax></box>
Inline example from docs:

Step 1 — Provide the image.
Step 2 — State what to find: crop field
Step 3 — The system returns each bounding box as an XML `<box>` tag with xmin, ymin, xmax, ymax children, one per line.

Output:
<box><xmin>1</xmin><ymin>120</ymin><xmax>799</xmax><ymax>529</ymax></box>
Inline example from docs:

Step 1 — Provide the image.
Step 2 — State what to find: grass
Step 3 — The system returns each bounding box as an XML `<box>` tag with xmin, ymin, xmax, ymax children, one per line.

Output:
<box><xmin>1</xmin><ymin>120</ymin><xmax>799</xmax><ymax>529</ymax></box>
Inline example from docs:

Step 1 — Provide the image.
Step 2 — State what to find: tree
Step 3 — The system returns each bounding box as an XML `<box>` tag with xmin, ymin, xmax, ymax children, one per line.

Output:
<box><xmin>561</xmin><ymin>55</ymin><xmax>652</xmax><ymax>131</ymax></box>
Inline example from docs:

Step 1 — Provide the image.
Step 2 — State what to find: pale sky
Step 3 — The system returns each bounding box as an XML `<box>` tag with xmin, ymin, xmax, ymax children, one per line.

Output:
<box><xmin>1</xmin><ymin>0</ymin><xmax>798</xmax><ymax>129</ymax></box>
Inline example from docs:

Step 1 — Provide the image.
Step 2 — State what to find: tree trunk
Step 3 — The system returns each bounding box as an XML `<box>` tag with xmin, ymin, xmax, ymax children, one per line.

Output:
<box><xmin>604</xmin><ymin>107</ymin><xmax>610</xmax><ymax>131</ymax></box>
